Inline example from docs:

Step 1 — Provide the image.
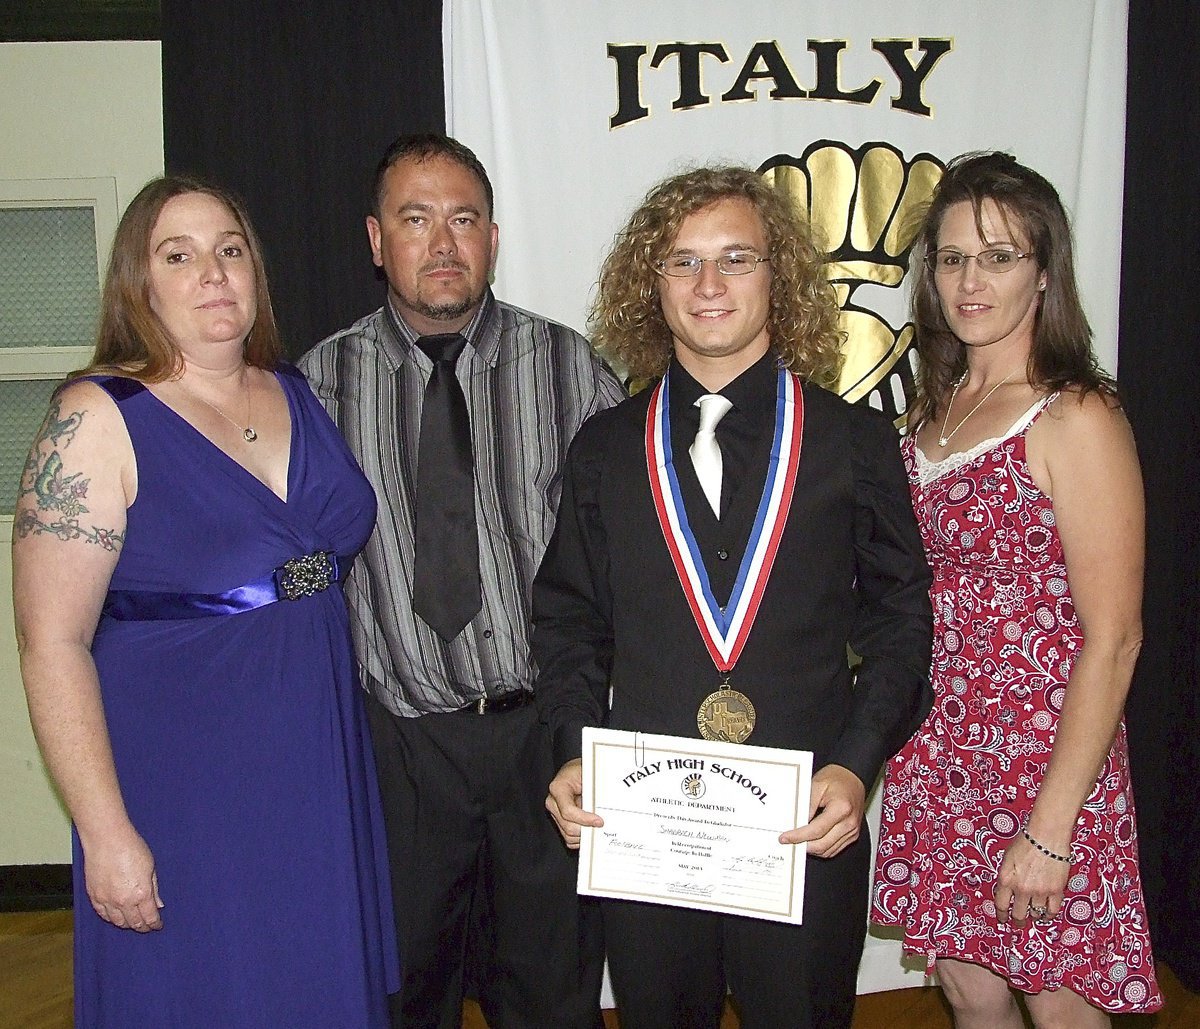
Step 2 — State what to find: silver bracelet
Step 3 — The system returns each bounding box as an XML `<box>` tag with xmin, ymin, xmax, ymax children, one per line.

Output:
<box><xmin>1022</xmin><ymin>827</ymin><xmax>1071</xmax><ymax>864</ymax></box>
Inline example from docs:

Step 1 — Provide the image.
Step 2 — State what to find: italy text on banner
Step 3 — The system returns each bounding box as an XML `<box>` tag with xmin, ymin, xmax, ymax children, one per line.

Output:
<box><xmin>444</xmin><ymin>0</ymin><xmax>1126</xmax><ymax>425</ymax></box>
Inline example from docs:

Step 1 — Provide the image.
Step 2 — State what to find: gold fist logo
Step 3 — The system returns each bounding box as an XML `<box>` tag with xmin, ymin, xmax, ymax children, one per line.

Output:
<box><xmin>761</xmin><ymin>142</ymin><xmax>945</xmax><ymax>425</ymax></box>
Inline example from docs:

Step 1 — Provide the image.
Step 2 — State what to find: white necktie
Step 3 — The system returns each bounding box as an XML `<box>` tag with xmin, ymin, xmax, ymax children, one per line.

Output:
<box><xmin>689</xmin><ymin>393</ymin><xmax>733</xmax><ymax>517</ymax></box>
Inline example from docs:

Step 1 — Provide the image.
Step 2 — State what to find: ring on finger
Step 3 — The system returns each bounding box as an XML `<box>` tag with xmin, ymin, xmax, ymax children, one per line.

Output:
<box><xmin>1029</xmin><ymin>904</ymin><xmax>1048</xmax><ymax>918</ymax></box>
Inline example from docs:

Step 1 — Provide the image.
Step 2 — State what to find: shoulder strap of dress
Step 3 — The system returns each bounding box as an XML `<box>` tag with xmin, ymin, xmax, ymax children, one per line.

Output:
<box><xmin>1003</xmin><ymin>392</ymin><xmax>1058</xmax><ymax>438</ymax></box>
<box><xmin>1022</xmin><ymin>391</ymin><xmax>1061</xmax><ymax>433</ymax></box>
<box><xmin>75</xmin><ymin>374</ymin><xmax>147</xmax><ymax>403</ymax></box>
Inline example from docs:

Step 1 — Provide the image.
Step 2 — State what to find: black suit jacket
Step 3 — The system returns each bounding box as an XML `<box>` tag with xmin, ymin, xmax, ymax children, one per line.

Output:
<box><xmin>532</xmin><ymin>373</ymin><xmax>933</xmax><ymax>790</ymax></box>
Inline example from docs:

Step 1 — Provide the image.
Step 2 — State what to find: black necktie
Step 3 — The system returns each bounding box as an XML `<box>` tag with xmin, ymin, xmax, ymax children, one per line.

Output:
<box><xmin>412</xmin><ymin>333</ymin><xmax>481</xmax><ymax>640</ymax></box>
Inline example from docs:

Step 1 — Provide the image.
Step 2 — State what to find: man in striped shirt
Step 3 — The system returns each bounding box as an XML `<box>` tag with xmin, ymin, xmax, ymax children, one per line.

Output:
<box><xmin>299</xmin><ymin>132</ymin><xmax>623</xmax><ymax>1028</ymax></box>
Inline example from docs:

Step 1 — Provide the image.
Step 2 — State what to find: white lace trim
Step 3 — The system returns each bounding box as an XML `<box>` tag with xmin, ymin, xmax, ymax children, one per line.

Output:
<box><xmin>913</xmin><ymin>396</ymin><xmax>1053</xmax><ymax>488</ymax></box>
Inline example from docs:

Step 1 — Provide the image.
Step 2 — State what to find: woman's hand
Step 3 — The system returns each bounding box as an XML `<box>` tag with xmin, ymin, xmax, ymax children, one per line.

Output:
<box><xmin>993</xmin><ymin>831</ymin><xmax>1071</xmax><ymax>926</ymax></box>
<box><xmin>13</xmin><ymin>383</ymin><xmax>150</xmax><ymax>930</ymax></box>
<box><xmin>82</xmin><ymin>826</ymin><xmax>164</xmax><ymax>932</ymax></box>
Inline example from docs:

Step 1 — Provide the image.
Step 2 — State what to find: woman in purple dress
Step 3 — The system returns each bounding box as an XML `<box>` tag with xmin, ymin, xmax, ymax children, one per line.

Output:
<box><xmin>13</xmin><ymin>176</ymin><xmax>398</xmax><ymax>1026</ymax></box>
<box><xmin>872</xmin><ymin>153</ymin><xmax>1161</xmax><ymax>1025</ymax></box>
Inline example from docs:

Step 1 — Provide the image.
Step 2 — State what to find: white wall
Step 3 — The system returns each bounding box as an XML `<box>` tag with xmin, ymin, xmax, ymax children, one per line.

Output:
<box><xmin>1</xmin><ymin>40</ymin><xmax>164</xmax><ymax>865</ymax></box>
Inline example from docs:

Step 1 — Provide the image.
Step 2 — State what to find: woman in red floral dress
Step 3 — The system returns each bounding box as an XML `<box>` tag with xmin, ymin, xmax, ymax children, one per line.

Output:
<box><xmin>872</xmin><ymin>152</ymin><xmax>1162</xmax><ymax>1025</ymax></box>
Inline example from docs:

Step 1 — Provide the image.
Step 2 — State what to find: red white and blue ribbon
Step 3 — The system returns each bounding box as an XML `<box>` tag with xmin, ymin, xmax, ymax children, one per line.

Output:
<box><xmin>645</xmin><ymin>368</ymin><xmax>803</xmax><ymax>672</ymax></box>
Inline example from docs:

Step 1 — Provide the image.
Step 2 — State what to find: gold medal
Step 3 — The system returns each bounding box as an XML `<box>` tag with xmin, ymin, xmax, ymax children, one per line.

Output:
<box><xmin>697</xmin><ymin>686</ymin><xmax>756</xmax><ymax>743</ymax></box>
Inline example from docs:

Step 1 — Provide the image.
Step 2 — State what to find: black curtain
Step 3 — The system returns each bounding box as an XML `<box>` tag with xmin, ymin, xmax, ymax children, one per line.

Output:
<box><xmin>160</xmin><ymin>0</ymin><xmax>1200</xmax><ymax>993</ymax></box>
<box><xmin>1121</xmin><ymin>4</ymin><xmax>1200</xmax><ymax>993</ymax></box>
<box><xmin>161</xmin><ymin>1</ymin><xmax>445</xmax><ymax>356</ymax></box>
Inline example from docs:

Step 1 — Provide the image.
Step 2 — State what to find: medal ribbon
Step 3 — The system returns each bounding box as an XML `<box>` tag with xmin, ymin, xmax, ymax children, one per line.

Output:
<box><xmin>646</xmin><ymin>368</ymin><xmax>803</xmax><ymax>672</ymax></box>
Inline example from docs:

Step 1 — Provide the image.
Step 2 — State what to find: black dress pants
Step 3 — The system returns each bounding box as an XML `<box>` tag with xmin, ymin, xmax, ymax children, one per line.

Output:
<box><xmin>602</xmin><ymin>831</ymin><xmax>870</xmax><ymax>1029</ymax></box>
<box><xmin>366</xmin><ymin>695</ymin><xmax>604</xmax><ymax>1029</ymax></box>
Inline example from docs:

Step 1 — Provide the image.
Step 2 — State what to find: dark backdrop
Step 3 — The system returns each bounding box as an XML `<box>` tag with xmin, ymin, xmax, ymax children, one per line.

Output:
<box><xmin>162</xmin><ymin>1</ymin><xmax>445</xmax><ymax>354</ymax></box>
<box><xmin>1120</xmin><ymin>5</ymin><xmax>1200</xmax><ymax>992</ymax></box>
<box><xmin>161</xmin><ymin>1</ymin><xmax>1199</xmax><ymax>993</ymax></box>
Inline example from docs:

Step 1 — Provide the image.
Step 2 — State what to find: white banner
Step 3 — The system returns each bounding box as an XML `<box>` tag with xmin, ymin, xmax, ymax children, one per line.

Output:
<box><xmin>444</xmin><ymin>0</ymin><xmax>1127</xmax><ymax>993</ymax></box>
<box><xmin>446</xmin><ymin>0</ymin><xmax>1125</xmax><ymax>420</ymax></box>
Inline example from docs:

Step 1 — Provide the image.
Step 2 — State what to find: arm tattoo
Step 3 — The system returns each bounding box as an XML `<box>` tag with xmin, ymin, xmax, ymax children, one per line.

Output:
<box><xmin>15</xmin><ymin>401</ymin><xmax>125</xmax><ymax>552</ymax></box>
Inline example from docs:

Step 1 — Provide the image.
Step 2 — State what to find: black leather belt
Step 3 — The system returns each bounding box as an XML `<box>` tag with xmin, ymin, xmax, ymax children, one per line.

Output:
<box><xmin>455</xmin><ymin>690</ymin><xmax>533</xmax><ymax>715</ymax></box>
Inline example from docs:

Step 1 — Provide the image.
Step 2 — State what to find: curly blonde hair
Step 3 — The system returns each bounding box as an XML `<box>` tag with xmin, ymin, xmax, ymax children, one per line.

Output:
<box><xmin>590</xmin><ymin>166</ymin><xmax>844</xmax><ymax>386</ymax></box>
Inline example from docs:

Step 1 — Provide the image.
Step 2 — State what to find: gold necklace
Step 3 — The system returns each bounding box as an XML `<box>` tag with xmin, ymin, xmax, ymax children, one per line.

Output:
<box><xmin>937</xmin><ymin>372</ymin><xmax>1014</xmax><ymax>448</ymax></box>
<box><xmin>184</xmin><ymin>373</ymin><xmax>258</xmax><ymax>443</ymax></box>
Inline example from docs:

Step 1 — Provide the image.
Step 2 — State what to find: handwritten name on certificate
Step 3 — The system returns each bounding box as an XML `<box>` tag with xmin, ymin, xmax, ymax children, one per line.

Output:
<box><xmin>577</xmin><ymin>727</ymin><xmax>813</xmax><ymax>924</ymax></box>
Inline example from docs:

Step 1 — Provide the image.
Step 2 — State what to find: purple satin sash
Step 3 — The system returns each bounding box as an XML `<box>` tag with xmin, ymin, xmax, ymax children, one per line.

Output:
<box><xmin>102</xmin><ymin>552</ymin><xmax>345</xmax><ymax>621</ymax></box>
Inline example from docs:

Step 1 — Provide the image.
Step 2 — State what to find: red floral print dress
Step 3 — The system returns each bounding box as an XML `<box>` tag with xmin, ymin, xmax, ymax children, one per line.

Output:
<box><xmin>872</xmin><ymin>403</ymin><xmax>1162</xmax><ymax>1013</ymax></box>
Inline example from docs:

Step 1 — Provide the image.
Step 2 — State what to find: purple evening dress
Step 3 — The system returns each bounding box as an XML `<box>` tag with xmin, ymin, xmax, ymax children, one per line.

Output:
<box><xmin>72</xmin><ymin>365</ymin><xmax>398</xmax><ymax>1027</ymax></box>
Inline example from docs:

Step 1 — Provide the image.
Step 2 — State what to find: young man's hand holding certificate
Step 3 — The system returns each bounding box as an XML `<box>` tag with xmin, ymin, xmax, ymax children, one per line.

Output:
<box><xmin>570</xmin><ymin>727</ymin><xmax>814</xmax><ymax>924</ymax></box>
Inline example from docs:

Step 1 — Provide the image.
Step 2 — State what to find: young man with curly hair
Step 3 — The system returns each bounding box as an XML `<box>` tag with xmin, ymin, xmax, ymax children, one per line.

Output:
<box><xmin>532</xmin><ymin>166</ymin><xmax>934</xmax><ymax>1028</ymax></box>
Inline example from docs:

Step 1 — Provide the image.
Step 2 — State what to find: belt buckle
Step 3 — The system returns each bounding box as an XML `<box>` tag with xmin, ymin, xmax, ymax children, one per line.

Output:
<box><xmin>469</xmin><ymin>691</ymin><xmax>529</xmax><ymax>714</ymax></box>
<box><xmin>275</xmin><ymin>551</ymin><xmax>335</xmax><ymax>601</ymax></box>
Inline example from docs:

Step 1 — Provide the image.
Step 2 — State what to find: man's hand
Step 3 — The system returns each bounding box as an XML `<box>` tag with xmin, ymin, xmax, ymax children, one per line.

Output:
<box><xmin>778</xmin><ymin>763</ymin><xmax>865</xmax><ymax>858</ymax></box>
<box><xmin>545</xmin><ymin>758</ymin><xmax>604</xmax><ymax>849</ymax></box>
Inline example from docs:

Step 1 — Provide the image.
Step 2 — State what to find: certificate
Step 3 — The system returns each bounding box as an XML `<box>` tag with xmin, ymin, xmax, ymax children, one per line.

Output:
<box><xmin>577</xmin><ymin>727</ymin><xmax>813</xmax><ymax>923</ymax></box>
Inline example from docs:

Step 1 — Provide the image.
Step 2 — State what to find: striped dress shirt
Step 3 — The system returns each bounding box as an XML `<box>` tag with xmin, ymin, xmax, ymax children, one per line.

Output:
<box><xmin>298</xmin><ymin>290</ymin><xmax>626</xmax><ymax>717</ymax></box>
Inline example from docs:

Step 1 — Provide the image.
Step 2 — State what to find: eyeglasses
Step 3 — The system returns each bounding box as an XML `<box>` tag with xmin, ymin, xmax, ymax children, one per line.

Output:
<box><xmin>654</xmin><ymin>251</ymin><xmax>771</xmax><ymax>277</ymax></box>
<box><xmin>925</xmin><ymin>248</ymin><xmax>1033</xmax><ymax>275</ymax></box>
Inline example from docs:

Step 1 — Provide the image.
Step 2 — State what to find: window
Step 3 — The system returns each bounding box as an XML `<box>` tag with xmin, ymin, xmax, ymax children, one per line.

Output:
<box><xmin>0</xmin><ymin>177</ymin><xmax>117</xmax><ymax>514</ymax></box>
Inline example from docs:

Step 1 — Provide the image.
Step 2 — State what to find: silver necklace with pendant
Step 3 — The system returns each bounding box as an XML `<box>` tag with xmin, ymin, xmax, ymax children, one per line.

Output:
<box><xmin>186</xmin><ymin>373</ymin><xmax>257</xmax><ymax>443</ymax></box>
<box><xmin>937</xmin><ymin>371</ymin><xmax>1014</xmax><ymax>448</ymax></box>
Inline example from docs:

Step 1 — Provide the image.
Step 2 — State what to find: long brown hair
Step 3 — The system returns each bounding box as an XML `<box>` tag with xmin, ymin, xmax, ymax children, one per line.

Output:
<box><xmin>590</xmin><ymin>166</ymin><xmax>844</xmax><ymax>386</ymax></box>
<box><xmin>77</xmin><ymin>175</ymin><xmax>282</xmax><ymax>382</ymax></box>
<box><xmin>910</xmin><ymin>152</ymin><xmax>1114</xmax><ymax>425</ymax></box>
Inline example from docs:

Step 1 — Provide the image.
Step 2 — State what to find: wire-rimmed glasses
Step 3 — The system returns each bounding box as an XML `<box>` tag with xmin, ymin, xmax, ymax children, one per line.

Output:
<box><xmin>654</xmin><ymin>251</ymin><xmax>771</xmax><ymax>277</ymax></box>
<box><xmin>925</xmin><ymin>248</ymin><xmax>1033</xmax><ymax>274</ymax></box>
